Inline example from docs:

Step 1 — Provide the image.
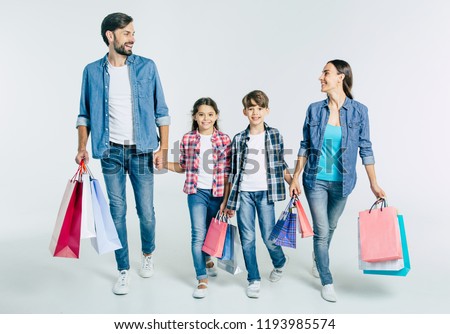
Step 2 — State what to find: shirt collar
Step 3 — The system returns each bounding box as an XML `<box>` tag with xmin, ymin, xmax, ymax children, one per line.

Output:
<box><xmin>102</xmin><ymin>53</ymin><xmax>136</xmax><ymax>67</ymax></box>
<box><xmin>195</xmin><ymin>128</ymin><xmax>219</xmax><ymax>140</ymax></box>
<box><xmin>323</xmin><ymin>96</ymin><xmax>351</xmax><ymax>111</ymax></box>
<box><xmin>244</xmin><ymin>122</ymin><xmax>269</xmax><ymax>140</ymax></box>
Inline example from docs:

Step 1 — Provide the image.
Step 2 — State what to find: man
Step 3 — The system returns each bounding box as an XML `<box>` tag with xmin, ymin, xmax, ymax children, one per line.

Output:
<box><xmin>75</xmin><ymin>12</ymin><xmax>170</xmax><ymax>295</ymax></box>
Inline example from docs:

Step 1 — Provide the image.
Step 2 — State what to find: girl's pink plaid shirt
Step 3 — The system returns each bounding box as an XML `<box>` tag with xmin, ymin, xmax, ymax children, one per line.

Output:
<box><xmin>179</xmin><ymin>129</ymin><xmax>231</xmax><ymax>197</ymax></box>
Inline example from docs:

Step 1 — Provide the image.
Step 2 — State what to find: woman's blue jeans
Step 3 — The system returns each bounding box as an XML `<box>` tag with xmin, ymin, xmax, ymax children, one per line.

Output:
<box><xmin>101</xmin><ymin>146</ymin><xmax>156</xmax><ymax>271</ymax></box>
<box><xmin>304</xmin><ymin>180</ymin><xmax>348</xmax><ymax>286</ymax></box>
<box><xmin>187</xmin><ymin>188</ymin><xmax>223</xmax><ymax>280</ymax></box>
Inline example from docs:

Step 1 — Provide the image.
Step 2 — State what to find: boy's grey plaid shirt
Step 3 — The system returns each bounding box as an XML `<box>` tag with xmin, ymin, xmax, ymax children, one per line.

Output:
<box><xmin>226</xmin><ymin>123</ymin><xmax>289</xmax><ymax>211</ymax></box>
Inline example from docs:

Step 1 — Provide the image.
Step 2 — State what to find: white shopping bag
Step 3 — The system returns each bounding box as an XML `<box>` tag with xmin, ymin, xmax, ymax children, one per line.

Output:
<box><xmin>217</xmin><ymin>223</ymin><xmax>244</xmax><ymax>275</ymax></box>
<box><xmin>80</xmin><ymin>172</ymin><xmax>96</xmax><ymax>239</ymax></box>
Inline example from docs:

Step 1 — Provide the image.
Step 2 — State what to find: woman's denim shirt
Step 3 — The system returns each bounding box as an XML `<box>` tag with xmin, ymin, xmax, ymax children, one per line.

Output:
<box><xmin>298</xmin><ymin>98</ymin><xmax>375</xmax><ymax>197</ymax></box>
<box><xmin>76</xmin><ymin>54</ymin><xmax>170</xmax><ymax>159</ymax></box>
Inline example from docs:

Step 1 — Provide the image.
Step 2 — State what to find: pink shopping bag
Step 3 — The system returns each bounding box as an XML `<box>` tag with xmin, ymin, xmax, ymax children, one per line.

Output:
<box><xmin>294</xmin><ymin>195</ymin><xmax>314</xmax><ymax>238</ymax></box>
<box><xmin>358</xmin><ymin>199</ymin><xmax>402</xmax><ymax>262</ymax></box>
<box><xmin>202</xmin><ymin>213</ymin><xmax>228</xmax><ymax>258</ymax></box>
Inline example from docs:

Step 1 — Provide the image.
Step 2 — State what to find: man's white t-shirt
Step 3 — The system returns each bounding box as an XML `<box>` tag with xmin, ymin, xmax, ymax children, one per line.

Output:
<box><xmin>108</xmin><ymin>62</ymin><xmax>135</xmax><ymax>145</ymax></box>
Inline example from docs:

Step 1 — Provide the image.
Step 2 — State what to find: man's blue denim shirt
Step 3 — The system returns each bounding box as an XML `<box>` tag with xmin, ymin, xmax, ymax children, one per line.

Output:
<box><xmin>298</xmin><ymin>97</ymin><xmax>375</xmax><ymax>197</ymax></box>
<box><xmin>76</xmin><ymin>54</ymin><xmax>170</xmax><ymax>159</ymax></box>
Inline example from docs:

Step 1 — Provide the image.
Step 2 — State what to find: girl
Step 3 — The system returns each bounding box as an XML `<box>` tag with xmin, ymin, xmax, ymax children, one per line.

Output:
<box><xmin>166</xmin><ymin>97</ymin><xmax>231</xmax><ymax>298</ymax></box>
<box><xmin>290</xmin><ymin>60</ymin><xmax>386</xmax><ymax>302</ymax></box>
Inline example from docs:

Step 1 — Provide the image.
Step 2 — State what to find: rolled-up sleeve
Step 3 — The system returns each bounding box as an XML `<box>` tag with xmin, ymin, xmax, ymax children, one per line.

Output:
<box><xmin>155</xmin><ymin>116</ymin><xmax>170</xmax><ymax>127</ymax></box>
<box><xmin>297</xmin><ymin>105</ymin><xmax>311</xmax><ymax>157</ymax></box>
<box><xmin>152</xmin><ymin>65</ymin><xmax>170</xmax><ymax>127</ymax></box>
<box><xmin>359</xmin><ymin>106</ymin><xmax>375</xmax><ymax>165</ymax></box>
<box><xmin>76</xmin><ymin>67</ymin><xmax>91</xmax><ymax>129</ymax></box>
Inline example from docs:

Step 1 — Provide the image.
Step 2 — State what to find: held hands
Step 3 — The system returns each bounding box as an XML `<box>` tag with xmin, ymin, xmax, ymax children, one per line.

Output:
<box><xmin>153</xmin><ymin>148</ymin><xmax>168</xmax><ymax>171</ymax></box>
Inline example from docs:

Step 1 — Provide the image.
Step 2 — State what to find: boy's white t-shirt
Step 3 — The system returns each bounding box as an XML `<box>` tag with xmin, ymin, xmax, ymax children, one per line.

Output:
<box><xmin>240</xmin><ymin>132</ymin><xmax>268</xmax><ymax>191</ymax></box>
<box><xmin>197</xmin><ymin>134</ymin><xmax>214</xmax><ymax>189</ymax></box>
<box><xmin>108</xmin><ymin>62</ymin><xmax>135</xmax><ymax>145</ymax></box>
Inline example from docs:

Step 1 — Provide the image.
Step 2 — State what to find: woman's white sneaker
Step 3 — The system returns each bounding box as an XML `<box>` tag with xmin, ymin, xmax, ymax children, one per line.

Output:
<box><xmin>321</xmin><ymin>284</ymin><xmax>337</xmax><ymax>302</ymax></box>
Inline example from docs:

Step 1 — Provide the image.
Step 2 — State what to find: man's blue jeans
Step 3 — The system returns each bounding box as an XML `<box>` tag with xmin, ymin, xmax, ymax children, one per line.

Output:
<box><xmin>304</xmin><ymin>180</ymin><xmax>348</xmax><ymax>285</ymax></box>
<box><xmin>187</xmin><ymin>189</ymin><xmax>223</xmax><ymax>280</ymax></box>
<box><xmin>101</xmin><ymin>146</ymin><xmax>156</xmax><ymax>271</ymax></box>
<box><xmin>236</xmin><ymin>191</ymin><xmax>286</xmax><ymax>283</ymax></box>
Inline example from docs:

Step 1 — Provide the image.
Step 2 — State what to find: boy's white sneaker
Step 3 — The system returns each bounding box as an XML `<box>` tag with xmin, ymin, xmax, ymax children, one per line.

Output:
<box><xmin>269</xmin><ymin>255</ymin><xmax>289</xmax><ymax>282</ymax></box>
<box><xmin>113</xmin><ymin>270</ymin><xmax>130</xmax><ymax>295</ymax></box>
<box><xmin>246</xmin><ymin>281</ymin><xmax>261</xmax><ymax>298</ymax></box>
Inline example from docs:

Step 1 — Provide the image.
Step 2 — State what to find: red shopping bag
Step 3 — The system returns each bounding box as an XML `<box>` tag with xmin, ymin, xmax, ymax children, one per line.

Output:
<box><xmin>358</xmin><ymin>199</ymin><xmax>402</xmax><ymax>263</ymax></box>
<box><xmin>49</xmin><ymin>179</ymin><xmax>77</xmax><ymax>256</ymax></box>
<box><xmin>50</xmin><ymin>165</ymin><xmax>83</xmax><ymax>258</ymax></box>
<box><xmin>294</xmin><ymin>195</ymin><xmax>314</xmax><ymax>238</ymax></box>
<box><xmin>202</xmin><ymin>213</ymin><xmax>228</xmax><ymax>257</ymax></box>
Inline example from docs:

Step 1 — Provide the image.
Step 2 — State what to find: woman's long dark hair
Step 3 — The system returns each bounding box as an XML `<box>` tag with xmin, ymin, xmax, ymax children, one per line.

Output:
<box><xmin>328</xmin><ymin>59</ymin><xmax>353</xmax><ymax>99</ymax></box>
<box><xmin>191</xmin><ymin>97</ymin><xmax>220</xmax><ymax>131</ymax></box>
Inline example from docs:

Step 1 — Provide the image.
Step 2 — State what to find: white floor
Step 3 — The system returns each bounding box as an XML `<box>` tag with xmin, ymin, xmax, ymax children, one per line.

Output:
<box><xmin>1</xmin><ymin>191</ymin><xmax>447</xmax><ymax>315</ymax></box>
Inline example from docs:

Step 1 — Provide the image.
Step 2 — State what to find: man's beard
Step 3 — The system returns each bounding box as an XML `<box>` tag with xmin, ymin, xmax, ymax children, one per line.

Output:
<box><xmin>114</xmin><ymin>41</ymin><xmax>132</xmax><ymax>56</ymax></box>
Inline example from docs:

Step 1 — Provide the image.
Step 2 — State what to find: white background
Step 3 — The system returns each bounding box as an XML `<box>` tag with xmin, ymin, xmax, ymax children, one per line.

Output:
<box><xmin>1</xmin><ymin>0</ymin><xmax>449</xmax><ymax>320</ymax></box>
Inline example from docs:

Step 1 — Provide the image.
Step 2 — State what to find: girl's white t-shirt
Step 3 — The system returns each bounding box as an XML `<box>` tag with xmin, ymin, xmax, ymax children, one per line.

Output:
<box><xmin>197</xmin><ymin>134</ymin><xmax>214</xmax><ymax>189</ymax></box>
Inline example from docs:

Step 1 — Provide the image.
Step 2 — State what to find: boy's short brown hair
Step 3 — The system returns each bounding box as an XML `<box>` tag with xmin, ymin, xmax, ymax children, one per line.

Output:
<box><xmin>242</xmin><ymin>90</ymin><xmax>269</xmax><ymax>109</ymax></box>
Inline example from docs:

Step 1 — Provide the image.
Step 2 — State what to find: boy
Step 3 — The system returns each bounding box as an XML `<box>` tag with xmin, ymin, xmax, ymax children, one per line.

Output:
<box><xmin>225</xmin><ymin>90</ymin><xmax>292</xmax><ymax>298</ymax></box>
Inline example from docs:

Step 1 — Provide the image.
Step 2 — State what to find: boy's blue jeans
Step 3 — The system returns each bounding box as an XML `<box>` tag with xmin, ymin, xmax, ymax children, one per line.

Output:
<box><xmin>236</xmin><ymin>191</ymin><xmax>286</xmax><ymax>283</ymax></box>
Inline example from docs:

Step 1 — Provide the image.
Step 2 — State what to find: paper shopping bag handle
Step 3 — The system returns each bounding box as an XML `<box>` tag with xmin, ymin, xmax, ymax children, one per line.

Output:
<box><xmin>369</xmin><ymin>197</ymin><xmax>388</xmax><ymax>213</ymax></box>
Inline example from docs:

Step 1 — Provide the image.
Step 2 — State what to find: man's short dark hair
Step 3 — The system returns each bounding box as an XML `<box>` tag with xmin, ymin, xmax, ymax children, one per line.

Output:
<box><xmin>101</xmin><ymin>12</ymin><xmax>133</xmax><ymax>46</ymax></box>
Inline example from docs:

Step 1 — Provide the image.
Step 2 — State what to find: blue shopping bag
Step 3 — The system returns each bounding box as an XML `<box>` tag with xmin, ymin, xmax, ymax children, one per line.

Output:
<box><xmin>269</xmin><ymin>197</ymin><xmax>297</xmax><ymax>249</ymax></box>
<box><xmin>219</xmin><ymin>224</ymin><xmax>233</xmax><ymax>261</ymax></box>
<box><xmin>272</xmin><ymin>211</ymin><xmax>297</xmax><ymax>248</ymax></box>
<box><xmin>217</xmin><ymin>224</ymin><xmax>244</xmax><ymax>275</ymax></box>
<box><xmin>363</xmin><ymin>214</ymin><xmax>410</xmax><ymax>276</ymax></box>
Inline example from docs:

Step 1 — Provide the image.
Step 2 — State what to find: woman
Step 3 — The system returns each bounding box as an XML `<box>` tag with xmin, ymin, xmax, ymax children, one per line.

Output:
<box><xmin>290</xmin><ymin>59</ymin><xmax>385</xmax><ymax>302</ymax></box>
